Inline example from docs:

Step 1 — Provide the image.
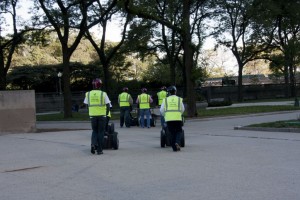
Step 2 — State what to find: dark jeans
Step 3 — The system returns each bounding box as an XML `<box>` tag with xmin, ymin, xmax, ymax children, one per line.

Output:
<box><xmin>139</xmin><ymin>108</ymin><xmax>150</xmax><ymax>128</ymax></box>
<box><xmin>120</xmin><ymin>106</ymin><xmax>130</xmax><ymax>127</ymax></box>
<box><xmin>160</xmin><ymin>115</ymin><xmax>165</xmax><ymax>127</ymax></box>
<box><xmin>91</xmin><ymin>116</ymin><xmax>106</xmax><ymax>152</ymax></box>
<box><xmin>166</xmin><ymin>121</ymin><xmax>183</xmax><ymax>151</ymax></box>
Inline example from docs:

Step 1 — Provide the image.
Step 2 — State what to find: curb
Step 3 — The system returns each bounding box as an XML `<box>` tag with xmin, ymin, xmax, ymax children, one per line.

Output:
<box><xmin>234</xmin><ymin>126</ymin><xmax>300</xmax><ymax>133</ymax></box>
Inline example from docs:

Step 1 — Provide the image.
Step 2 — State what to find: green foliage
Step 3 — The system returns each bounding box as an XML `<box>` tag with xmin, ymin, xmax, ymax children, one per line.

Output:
<box><xmin>7</xmin><ymin>65</ymin><xmax>58</xmax><ymax>91</ymax></box>
<box><xmin>7</xmin><ymin>63</ymin><xmax>103</xmax><ymax>92</ymax></box>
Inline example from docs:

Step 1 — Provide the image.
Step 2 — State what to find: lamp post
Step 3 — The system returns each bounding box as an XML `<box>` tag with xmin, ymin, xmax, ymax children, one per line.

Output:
<box><xmin>57</xmin><ymin>72</ymin><xmax>63</xmax><ymax>113</ymax></box>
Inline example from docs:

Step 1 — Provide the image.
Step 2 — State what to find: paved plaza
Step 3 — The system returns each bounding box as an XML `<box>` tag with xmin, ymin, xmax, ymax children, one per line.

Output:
<box><xmin>1</xmin><ymin>110</ymin><xmax>300</xmax><ymax>200</ymax></box>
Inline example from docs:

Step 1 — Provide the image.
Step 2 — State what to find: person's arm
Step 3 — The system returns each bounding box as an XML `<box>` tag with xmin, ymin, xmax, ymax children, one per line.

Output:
<box><xmin>160</xmin><ymin>100</ymin><xmax>165</xmax><ymax>116</ymax></box>
<box><xmin>149</xmin><ymin>95</ymin><xmax>153</xmax><ymax>104</ymax></box>
<box><xmin>181</xmin><ymin>98</ymin><xmax>185</xmax><ymax>114</ymax></box>
<box><xmin>105</xmin><ymin>103</ymin><xmax>109</xmax><ymax>116</ymax></box>
<box><xmin>104</xmin><ymin>93</ymin><xmax>111</xmax><ymax>114</ymax></box>
<box><xmin>83</xmin><ymin>92</ymin><xmax>88</xmax><ymax>106</ymax></box>
<box><xmin>129</xmin><ymin>95</ymin><xmax>133</xmax><ymax>105</ymax></box>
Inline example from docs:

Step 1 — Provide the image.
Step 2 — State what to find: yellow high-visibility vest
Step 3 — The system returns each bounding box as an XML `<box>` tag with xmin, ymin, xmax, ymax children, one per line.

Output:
<box><xmin>157</xmin><ymin>90</ymin><xmax>167</xmax><ymax>106</ymax></box>
<box><xmin>164</xmin><ymin>96</ymin><xmax>183</xmax><ymax>121</ymax></box>
<box><xmin>119</xmin><ymin>92</ymin><xmax>131</xmax><ymax>107</ymax></box>
<box><xmin>86</xmin><ymin>90</ymin><xmax>107</xmax><ymax>116</ymax></box>
<box><xmin>138</xmin><ymin>93</ymin><xmax>150</xmax><ymax>109</ymax></box>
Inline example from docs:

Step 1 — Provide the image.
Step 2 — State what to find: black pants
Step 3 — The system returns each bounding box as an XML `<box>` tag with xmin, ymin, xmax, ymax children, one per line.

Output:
<box><xmin>120</xmin><ymin>106</ymin><xmax>131</xmax><ymax>127</ymax></box>
<box><xmin>166</xmin><ymin>121</ymin><xmax>183</xmax><ymax>151</ymax></box>
<box><xmin>91</xmin><ymin>116</ymin><xmax>106</xmax><ymax>152</ymax></box>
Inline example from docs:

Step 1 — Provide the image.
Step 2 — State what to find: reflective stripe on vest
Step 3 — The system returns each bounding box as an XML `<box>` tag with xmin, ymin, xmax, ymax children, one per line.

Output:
<box><xmin>138</xmin><ymin>94</ymin><xmax>150</xmax><ymax>109</ymax></box>
<box><xmin>164</xmin><ymin>96</ymin><xmax>182</xmax><ymax>121</ymax></box>
<box><xmin>157</xmin><ymin>91</ymin><xmax>167</xmax><ymax>105</ymax></box>
<box><xmin>86</xmin><ymin>90</ymin><xmax>107</xmax><ymax>116</ymax></box>
<box><xmin>119</xmin><ymin>92</ymin><xmax>130</xmax><ymax>107</ymax></box>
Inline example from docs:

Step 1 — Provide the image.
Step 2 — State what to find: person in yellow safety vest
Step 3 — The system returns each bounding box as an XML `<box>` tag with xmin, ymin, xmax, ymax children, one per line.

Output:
<box><xmin>83</xmin><ymin>78</ymin><xmax>111</xmax><ymax>155</ymax></box>
<box><xmin>136</xmin><ymin>88</ymin><xmax>153</xmax><ymax>128</ymax></box>
<box><xmin>118</xmin><ymin>87</ymin><xmax>133</xmax><ymax>128</ymax></box>
<box><xmin>160</xmin><ymin>86</ymin><xmax>185</xmax><ymax>152</ymax></box>
<box><xmin>157</xmin><ymin>86</ymin><xmax>167</xmax><ymax>126</ymax></box>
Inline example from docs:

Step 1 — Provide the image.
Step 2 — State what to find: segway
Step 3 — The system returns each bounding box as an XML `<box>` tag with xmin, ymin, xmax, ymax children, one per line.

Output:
<box><xmin>103</xmin><ymin>122</ymin><xmax>119</xmax><ymax>150</ymax></box>
<box><xmin>128</xmin><ymin>112</ymin><xmax>139</xmax><ymax>126</ymax></box>
<box><xmin>160</xmin><ymin>124</ymin><xmax>185</xmax><ymax>148</ymax></box>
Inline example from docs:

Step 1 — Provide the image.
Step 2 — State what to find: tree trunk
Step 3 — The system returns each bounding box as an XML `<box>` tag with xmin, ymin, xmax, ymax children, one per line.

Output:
<box><xmin>169</xmin><ymin>59</ymin><xmax>176</xmax><ymax>85</ymax></box>
<box><xmin>284</xmin><ymin>65</ymin><xmax>290</xmax><ymax>98</ymax></box>
<box><xmin>0</xmin><ymin>50</ymin><xmax>6</xmax><ymax>90</ymax></box>
<box><xmin>62</xmin><ymin>50</ymin><xmax>73</xmax><ymax>118</ymax></box>
<box><xmin>289</xmin><ymin>64</ymin><xmax>295</xmax><ymax>97</ymax></box>
<box><xmin>182</xmin><ymin>0</ymin><xmax>196</xmax><ymax>117</ymax></box>
<box><xmin>237</xmin><ymin>64</ymin><xmax>243</xmax><ymax>102</ymax></box>
<box><xmin>103</xmin><ymin>63</ymin><xmax>110</xmax><ymax>92</ymax></box>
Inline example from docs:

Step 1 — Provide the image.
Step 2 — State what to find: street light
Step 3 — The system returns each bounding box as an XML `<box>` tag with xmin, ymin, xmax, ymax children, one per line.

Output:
<box><xmin>57</xmin><ymin>72</ymin><xmax>63</xmax><ymax>113</ymax></box>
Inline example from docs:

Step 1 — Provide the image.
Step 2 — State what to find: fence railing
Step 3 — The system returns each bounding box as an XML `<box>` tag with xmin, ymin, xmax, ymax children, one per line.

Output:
<box><xmin>35</xmin><ymin>84</ymin><xmax>297</xmax><ymax>113</ymax></box>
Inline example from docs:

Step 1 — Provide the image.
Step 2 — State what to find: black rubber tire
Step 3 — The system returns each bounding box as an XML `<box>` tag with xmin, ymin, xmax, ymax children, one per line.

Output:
<box><xmin>112</xmin><ymin>132</ymin><xmax>119</xmax><ymax>150</ymax></box>
<box><xmin>180</xmin><ymin>130</ymin><xmax>185</xmax><ymax>147</ymax></box>
<box><xmin>181</xmin><ymin>116</ymin><xmax>185</xmax><ymax>126</ymax></box>
<box><xmin>125</xmin><ymin>115</ymin><xmax>131</xmax><ymax>127</ymax></box>
<box><xmin>108</xmin><ymin>123</ymin><xmax>115</xmax><ymax>135</ymax></box>
<box><xmin>160</xmin><ymin>129</ymin><xmax>166</xmax><ymax>148</ymax></box>
<box><xmin>165</xmin><ymin>127</ymin><xmax>171</xmax><ymax>146</ymax></box>
<box><xmin>151</xmin><ymin>115</ymin><xmax>156</xmax><ymax>127</ymax></box>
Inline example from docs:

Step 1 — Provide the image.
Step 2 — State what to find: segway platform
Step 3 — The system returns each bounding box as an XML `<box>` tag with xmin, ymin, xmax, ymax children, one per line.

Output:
<box><xmin>160</xmin><ymin>125</ymin><xmax>185</xmax><ymax>148</ymax></box>
<box><xmin>103</xmin><ymin>122</ymin><xmax>119</xmax><ymax>150</ymax></box>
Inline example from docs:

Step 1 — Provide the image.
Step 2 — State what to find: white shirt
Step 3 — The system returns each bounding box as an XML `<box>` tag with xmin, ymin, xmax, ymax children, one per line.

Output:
<box><xmin>160</xmin><ymin>95</ymin><xmax>185</xmax><ymax>116</ymax></box>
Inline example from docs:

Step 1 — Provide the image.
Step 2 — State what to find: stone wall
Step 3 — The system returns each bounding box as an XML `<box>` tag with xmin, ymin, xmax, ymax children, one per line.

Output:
<box><xmin>0</xmin><ymin>90</ymin><xmax>36</xmax><ymax>133</ymax></box>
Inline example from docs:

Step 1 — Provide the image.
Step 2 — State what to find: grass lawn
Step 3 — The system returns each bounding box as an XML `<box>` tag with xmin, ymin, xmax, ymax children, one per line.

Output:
<box><xmin>246</xmin><ymin>120</ymin><xmax>300</xmax><ymax>128</ymax></box>
<box><xmin>37</xmin><ymin>105</ymin><xmax>300</xmax><ymax>122</ymax></box>
<box><xmin>197</xmin><ymin>105</ymin><xmax>300</xmax><ymax>118</ymax></box>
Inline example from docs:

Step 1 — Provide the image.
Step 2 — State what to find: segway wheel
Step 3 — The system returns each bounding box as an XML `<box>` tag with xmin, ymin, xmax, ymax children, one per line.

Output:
<box><xmin>181</xmin><ymin>116</ymin><xmax>185</xmax><ymax>126</ymax></box>
<box><xmin>165</xmin><ymin>127</ymin><xmax>171</xmax><ymax>146</ymax></box>
<box><xmin>108</xmin><ymin>123</ymin><xmax>115</xmax><ymax>134</ymax></box>
<box><xmin>125</xmin><ymin>115</ymin><xmax>131</xmax><ymax>127</ymax></box>
<box><xmin>112</xmin><ymin>132</ymin><xmax>119</xmax><ymax>150</ymax></box>
<box><xmin>151</xmin><ymin>115</ymin><xmax>156</xmax><ymax>127</ymax></box>
<box><xmin>180</xmin><ymin>130</ymin><xmax>185</xmax><ymax>147</ymax></box>
<box><xmin>160</xmin><ymin>129</ymin><xmax>166</xmax><ymax>148</ymax></box>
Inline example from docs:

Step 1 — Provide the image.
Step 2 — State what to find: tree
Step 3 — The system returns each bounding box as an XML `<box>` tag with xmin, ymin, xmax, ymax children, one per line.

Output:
<box><xmin>0</xmin><ymin>0</ymin><xmax>34</xmax><ymax>90</ymax></box>
<box><xmin>254</xmin><ymin>0</ymin><xmax>300</xmax><ymax>97</ymax></box>
<box><xmin>33</xmin><ymin>0</ymin><xmax>92</xmax><ymax>118</ymax></box>
<box><xmin>85</xmin><ymin>0</ymin><xmax>130</xmax><ymax>92</ymax></box>
<box><xmin>213</xmin><ymin>0</ymin><xmax>273</xmax><ymax>101</ymax></box>
<box><xmin>123</xmin><ymin>0</ymin><xmax>210</xmax><ymax>117</ymax></box>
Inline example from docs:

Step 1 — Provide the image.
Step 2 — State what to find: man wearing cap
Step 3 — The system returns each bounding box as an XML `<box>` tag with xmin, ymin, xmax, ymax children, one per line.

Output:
<box><xmin>118</xmin><ymin>87</ymin><xmax>133</xmax><ymax>128</ymax></box>
<box><xmin>136</xmin><ymin>88</ymin><xmax>153</xmax><ymax>128</ymax></box>
<box><xmin>160</xmin><ymin>86</ymin><xmax>185</xmax><ymax>152</ymax></box>
<box><xmin>84</xmin><ymin>78</ymin><xmax>111</xmax><ymax>155</ymax></box>
<box><xmin>157</xmin><ymin>86</ymin><xmax>167</xmax><ymax>126</ymax></box>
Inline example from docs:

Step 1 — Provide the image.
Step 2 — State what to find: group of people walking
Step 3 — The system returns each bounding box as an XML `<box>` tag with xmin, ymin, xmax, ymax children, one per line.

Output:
<box><xmin>83</xmin><ymin>78</ymin><xmax>185</xmax><ymax>155</ymax></box>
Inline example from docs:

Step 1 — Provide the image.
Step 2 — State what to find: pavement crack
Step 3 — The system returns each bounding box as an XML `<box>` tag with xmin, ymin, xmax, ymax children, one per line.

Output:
<box><xmin>3</xmin><ymin>166</ymin><xmax>44</xmax><ymax>173</ymax></box>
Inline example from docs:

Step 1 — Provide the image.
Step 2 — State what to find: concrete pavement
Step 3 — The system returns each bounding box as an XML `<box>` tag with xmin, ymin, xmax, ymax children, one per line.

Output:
<box><xmin>1</xmin><ymin>110</ymin><xmax>300</xmax><ymax>200</ymax></box>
